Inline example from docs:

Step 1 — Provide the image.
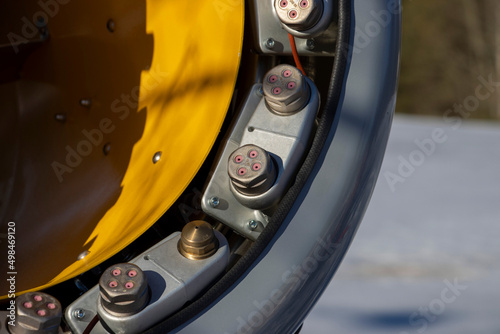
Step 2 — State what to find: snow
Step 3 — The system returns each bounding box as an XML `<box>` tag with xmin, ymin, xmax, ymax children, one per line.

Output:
<box><xmin>303</xmin><ymin>114</ymin><xmax>500</xmax><ymax>334</ymax></box>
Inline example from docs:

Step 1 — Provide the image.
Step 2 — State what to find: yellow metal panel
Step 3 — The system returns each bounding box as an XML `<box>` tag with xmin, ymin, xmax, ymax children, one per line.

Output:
<box><xmin>1</xmin><ymin>0</ymin><xmax>243</xmax><ymax>297</ymax></box>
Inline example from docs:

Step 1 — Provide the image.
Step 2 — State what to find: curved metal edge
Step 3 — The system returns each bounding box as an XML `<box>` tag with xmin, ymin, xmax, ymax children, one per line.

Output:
<box><xmin>173</xmin><ymin>0</ymin><xmax>401</xmax><ymax>333</ymax></box>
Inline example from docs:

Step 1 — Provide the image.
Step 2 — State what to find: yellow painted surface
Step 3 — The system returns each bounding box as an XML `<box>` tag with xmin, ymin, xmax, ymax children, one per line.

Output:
<box><xmin>1</xmin><ymin>0</ymin><xmax>243</xmax><ymax>297</ymax></box>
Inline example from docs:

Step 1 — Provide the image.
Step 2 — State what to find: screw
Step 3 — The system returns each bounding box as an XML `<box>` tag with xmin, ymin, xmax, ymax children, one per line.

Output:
<box><xmin>306</xmin><ymin>38</ymin><xmax>315</xmax><ymax>50</ymax></box>
<box><xmin>248</xmin><ymin>220</ymin><xmax>259</xmax><ymax>230</ymax></box>
<box><xmin>209</xmin><ymin>196</ymin><xmax>220</xmax><ymax>208</ymax></box>
<box><xmin>73</xmin><ymin>309</ymin><xmax>86</xmax><ymax>320</ymax></box>
<box><xmin>265</xmin><ymin>38</ymin><xmax>275</xmax><ymax>49</ymax></box>
<box><xmin>153</xmin><ymin>151</ymin><xmax>162</xmax><ymax>164</ymax></box>
<box><xmin>77</xmin><ymin>250</ymin><xmax>89</xmax><ymax>261</ymax></box>
<box><xmin>79</xmin><ymin>99</ymin><xmax>92</xmax><ymax>107</ymax></box>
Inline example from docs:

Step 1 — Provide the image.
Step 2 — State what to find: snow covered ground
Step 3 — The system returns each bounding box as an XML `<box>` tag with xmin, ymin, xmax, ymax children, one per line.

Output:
<box><xmin>303</xmin><ymin>114</ymin><xmax>500</xmax><ymax>334</ymax></box>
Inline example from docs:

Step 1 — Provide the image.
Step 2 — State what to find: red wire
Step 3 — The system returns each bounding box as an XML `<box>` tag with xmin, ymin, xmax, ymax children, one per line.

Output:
<box><xmin>288</xmin><ymin>33</ymin><xmax>306</xmax><ymax>76</ymax></box>
<box><xmin>83</xmin><ymin>315</ymin><xmax>99</xmax><ymax>334</ymax></box>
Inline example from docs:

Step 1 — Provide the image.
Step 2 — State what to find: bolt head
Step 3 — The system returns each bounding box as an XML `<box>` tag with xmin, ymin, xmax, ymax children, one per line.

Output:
<box><xmin>73</xmin><ymin>309</ymin><xmax>86</xmax><ymax>320</ymax></box>
<box><xmin>228</xmin><ymin>145</ymin><xmax>277</xmax><ymax>196</ymax></box>
<box><xmin>306</xmin><ymin>38</ymin><xmax>316</xmax><ymax>50</ymax></box>
<box><xmin>263</xmin><ymin>65</ymin><xmax>310</xmax><ymax>115</ymax></box>
<box><xmin>9</xmin><ymin>292</ymin><xmax>62</xmax><ymax>334</ymax></box>
<box><xmin>248</xmin><ymin>220</ymin><xmax>259</xmax><ymax>230</ymax></box>
<box><xmin>274</xmin><ymin>0</ymin><xmax>323</xmax><ymax>31</ymax></box>
<box><xmin>99</xmin><ymin>263</ymin><xmax>149</xmax><ymax>316</ymax></box>
<box><xmin>265</xmin><ymin>38</ymin><xmax>275</xmax><ymax>49</ymax></box>
<box><xmin>209</xmin><ymin>196</ymin><xmax>220</xmax><ymax>208</ymax></box>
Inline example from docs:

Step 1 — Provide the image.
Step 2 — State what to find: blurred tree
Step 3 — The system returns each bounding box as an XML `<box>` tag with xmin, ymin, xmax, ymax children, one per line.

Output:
<box><xmin>397</xmin><ymin>0</ymin><xmax>500</xmax><ymax>120</ymax></box>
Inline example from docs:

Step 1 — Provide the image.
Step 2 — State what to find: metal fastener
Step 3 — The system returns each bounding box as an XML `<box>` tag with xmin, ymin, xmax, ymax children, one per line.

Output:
<box><xmin>73</xmin><ymin>309</ymin><xmax>85</xmax><ymax>320</ymax></box>
<box><xmin>265</xmin><ymin>38</ymin><xmax>275</xmax><ymax>49</ymax></box>
<box><xmin>209</xmin><ymin>196</ymin><xmax>220</xmax><ymax>208</ymax></box>
<box><xmin>178</xmin><ymin>221</ymin><xmax>219</xmax><ymax>260</ymax></box>
<box><xmin>9</xmin><ymin>292</ymin><xmax>62</xmax><ymax>334</ymax></box>
<box><xmin>77</xmin><ymin>250</ymin><xmax>89</xmax><ymax>261</ymax></box>
<box><xmin>153</xmin><ymin>151</ymin><xmax>162</xmax><ymax>164</ymax></box>
<box><xmin>228</xmin><ymin>145</ymin><xmax>277</xmax><ymax>196</ymax></box>
<box><xmin>262</xmin><ymin>64</ymin><xmax>310</xmax><ymax>115</ymax></box>
<box><xmin>54</xmin><ymin>113</ymin><xmax>66</xmax><ymax>122</ymax></box>
<box><xmin>99</xmin><ymin>263</ymin><xmax>150</xmax><ymax>316</ymax></box>
<box><xmin>79</xmin><ymin>99</ymin><xmax>91</xmax><ymax>107</ymax></box>
<box><xmin>257</xmin><ymin>85</ymin><xmax>264</xmax><ymax>96</ymax></box>
<box><xmin>306</xmin><ymin>38</ymin><xmax>316</xmax><ymax>50</ymax></box>
<box><xmin>248</xmin><ymin>220</ymin><xmax>259</xmax><ymax>230</ymax></box>
<box><xmin>103</xmin><ymin>143</ymin><xmax>111</xmax><ymax>155</ymax></box>
<box><xmin>107</xmin><ymin>19</ymin><xmax>115</xmax><ymax>32</ymax></box>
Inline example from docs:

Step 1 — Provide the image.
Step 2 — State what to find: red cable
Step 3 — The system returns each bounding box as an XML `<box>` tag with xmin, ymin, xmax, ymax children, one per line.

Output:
<box><xmin>288</xmin><ymin>33</ymin><xmax>306</xmax><ymax>76</ymax></box>
<box><xmin>83</xmin><ymin>315</ymin><xmax>99</xmax><ymax>334</ymax></box>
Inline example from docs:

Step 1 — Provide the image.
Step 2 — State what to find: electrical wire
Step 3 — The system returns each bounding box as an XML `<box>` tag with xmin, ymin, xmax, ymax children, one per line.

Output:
<box><xmin>288</xmin><ymin>33</ymin><xmax>306</xmax><ymax>76</ymax></box>
<box><xmin>82</xmin><ymin>315</ymin><xmax>99</xmax><ymax>334</ymax></box>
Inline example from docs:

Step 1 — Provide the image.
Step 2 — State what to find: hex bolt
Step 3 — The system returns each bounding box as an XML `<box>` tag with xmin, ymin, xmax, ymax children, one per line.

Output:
<box><xmin>262</xmin><ymin>64</ymin><xmax>310</xmax><ymax>115</ymax></box>
<box><xmin>8</xmin><ymin>292</ymin><xmax>62</xmax><ymax>334</ymax></box>
<box><xmin>178</xmin><ymin>220</ymin><xmax>219</xmax><ymax>260</ymax></box>
<box><xmin>227</xmin><ymin>144</ymin><xmax>277</xmax><ymax>196</ymax></box>
<box><xmin>99</xmin><ymin>263</ymin><xmax>150</xmax><ymax>316</ymax></box>
<box><xmin>274</xmin><ymin>0</ymin><xmax>323</xmax><ymax>31</ymax></box>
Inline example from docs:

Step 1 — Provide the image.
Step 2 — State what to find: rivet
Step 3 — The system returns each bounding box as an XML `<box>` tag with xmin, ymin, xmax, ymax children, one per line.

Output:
<box><xmin>153</xmin><ymin>151</ymin><xmax>162</xmax><ymax>164</ymax></box>
<box><xmin>54</xmin><ymin>113</ymin><xmax>66</xmax><ymax>122</ymax></box>
<box><xmin>107</xmin><ymin>19</ymin><xmax>115</xmax><ymax>32</ymax></box>
<box><xmin>77</xmin><ymin>250</ymin><xmax>89</xmax><ymax>261</ymax></box>
<box><xmin>103</xmin><ymin>143</ymin><xmax>111</xmax><ymax>155</ymax></box>
<box><xmin>79</xmin><ymin>99</ymin><xmax>91</xmax><ymax>107</ymax></box>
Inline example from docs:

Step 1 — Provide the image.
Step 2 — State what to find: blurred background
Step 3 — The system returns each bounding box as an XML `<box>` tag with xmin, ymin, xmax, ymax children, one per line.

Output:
<box><xmin>304</xmin><ymin>1</ymin><xmax>500</xmax><ymax>333</ymax></box>
<box><xmin>398</xmin><ymin>0</ymin><xmax>500</xmax><ymax>120</ymax></box>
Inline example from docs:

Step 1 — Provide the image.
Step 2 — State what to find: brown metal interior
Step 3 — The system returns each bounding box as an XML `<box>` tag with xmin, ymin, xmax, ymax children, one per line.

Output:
<box><xmin>0</xmin><ymin>0</ymin><xmax>153</xmax><ymax>292</ymax></box>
